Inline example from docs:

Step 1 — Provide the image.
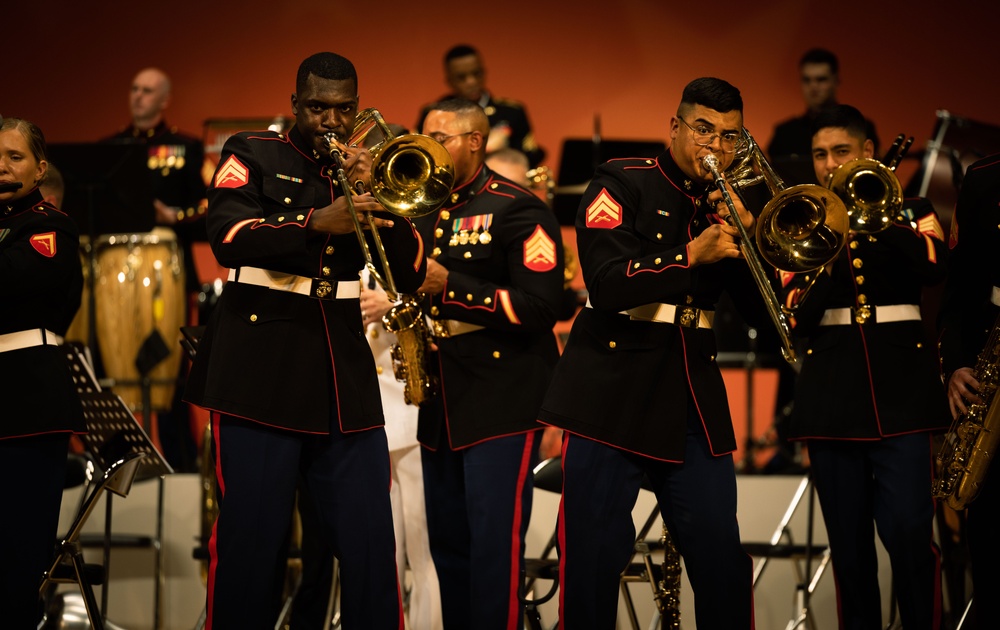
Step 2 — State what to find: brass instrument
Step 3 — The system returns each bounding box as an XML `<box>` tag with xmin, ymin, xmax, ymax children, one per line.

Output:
<box><xmin>827</xmin><ymin>133</ymin><xmax>913</xmax><ymax>233</ymax></box>
<box><xmin>648</xmin><ymin>524</ymin><xmax>682</xmax><ymax>628</ymax></box>
<box><xmin>703</xmin><ymin>129</ymin><xmax>849</xmax><ymax>364</ymax></box>
<box><xmin>324</xmin><ymin>108</ymin><xmax>455</xmax><ymax>406</ymax></box>
<box><xmin>933</xmin><ymin>313</ymin><xmax>1000</xmax><ymax>510</ymax></box>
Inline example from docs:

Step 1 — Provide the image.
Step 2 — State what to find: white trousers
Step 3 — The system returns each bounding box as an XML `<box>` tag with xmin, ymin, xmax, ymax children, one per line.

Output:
<box><xmin>390</xmin><ymin>443</ymin><xmax>443</xmax><ymax>630</ymax></box>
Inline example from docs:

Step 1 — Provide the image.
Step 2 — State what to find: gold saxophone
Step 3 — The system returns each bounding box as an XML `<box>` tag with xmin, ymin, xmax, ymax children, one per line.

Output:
<box><xmin>383</xmin><ymin>295</ymin><xmax>438</xmax><ymax>406</ymax></box>
<box><xmin>933</xmin><ymin>313</ymin><xmax>1000</xmax><ymax>510</ymax></box>
<box><xmin>647</xmin><ymin>524</ymin><xmax>682</xmax><ymax>628</ymax></box>
<box><xmin>324</xmin><ymin>109</ymin><xmax>455</xmax><ymax>407</ymax></box>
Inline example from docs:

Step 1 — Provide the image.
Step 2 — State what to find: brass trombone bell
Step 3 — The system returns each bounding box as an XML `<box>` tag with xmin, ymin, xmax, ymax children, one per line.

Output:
<box><xmin>826</xmin><ymin>157</ymin><xmax>904</xmax><ymax>234</ymax></box>
<box><xmin>370</xmin><ymin>134</ymin><xmax>455</xmax><ymax>218</ymax></box>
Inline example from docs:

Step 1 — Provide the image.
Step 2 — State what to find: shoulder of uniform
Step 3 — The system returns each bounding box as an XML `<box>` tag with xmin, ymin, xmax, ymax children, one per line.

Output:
<box><xmin>165</xmin><ymin>127</ymin><xmax>202</xmax><ymax>145</ymax></box>
<box><xmin>967</xmin><ymin>152</ymin><xmax>1000</xmax><ymax>177</ymax></box>
<box><xmin>484</xmin><ymin>175</ymin><xmax>537</xmax><ymax>199</ymax></box>
<box><xmin>605</xmin><ymin>156</ymin><xmax>659</xmax><ymax>170</ymax></box>
<box><xmin>492</xmin><ymin>96</ymin><xmax>525</xmax><ymax>110</ymax></box>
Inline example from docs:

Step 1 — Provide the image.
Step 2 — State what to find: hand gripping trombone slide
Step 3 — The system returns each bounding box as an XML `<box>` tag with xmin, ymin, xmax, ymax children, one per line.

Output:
<box><xmin>703</xmin><ymin>153</ymin><xmax>799</xmax><ymax>364</ymax></box>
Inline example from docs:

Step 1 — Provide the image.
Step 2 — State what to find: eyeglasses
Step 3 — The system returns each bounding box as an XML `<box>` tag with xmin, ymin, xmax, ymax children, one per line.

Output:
<box><xmin>429</xmin><ymin>131</ymin><xmax>473</xmax><ymax>144</ymax></box>
<box><xmin>677</xmin><ymin>117</ymin><xmax>744</xmax><ymax>154</ymax></box>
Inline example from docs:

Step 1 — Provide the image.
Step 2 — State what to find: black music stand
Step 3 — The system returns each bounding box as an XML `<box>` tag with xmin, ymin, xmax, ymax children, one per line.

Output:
<box><xmin>47</xmin><ymin>142</ymin><xmax>155</xmax><ymax>239</ymax></box>
<box><xmin>41</xmin><ymin>343</ymin><xmax>173</xmax><ymax>630</ymax></box>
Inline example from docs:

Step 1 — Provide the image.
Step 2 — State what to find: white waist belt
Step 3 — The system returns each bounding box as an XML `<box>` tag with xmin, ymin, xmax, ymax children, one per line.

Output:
<box><xmin>228</xmin><ymin>267</ymin><xmax>361</xmax><ymax>300</ymax></box>
<box><xmin>992</xmin><ymin>286</ymin><xmax>1000</xmax><ymax>307</ymax></box>
<box><xmin>586</xmin><ymin>299</ymin><xmax>714</xmax><ymax>329</ymax></box>
<box><xmin>0</xmin><ymin>328</ymin><xmax>63</xmax><ymax>353</ymax></box>
<box><xmin>429</xmin><ymin>319</ymin><xmax>485</xmax><ymax>338</ymax></box>
<box><xmin>819</xmin><ymin>304</ymin><xmax>921</xmax><ymax>326</ymax></box>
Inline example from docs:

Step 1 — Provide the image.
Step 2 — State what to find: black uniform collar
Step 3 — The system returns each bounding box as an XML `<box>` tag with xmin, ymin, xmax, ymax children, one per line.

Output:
<box><xmin>124</xmin><ymin>120</ymin><xmax>169</xmax><ymax>140</ymax></box>
<box><xmin>661</xmin><ymin>148</ymin><xmax>710</xmax><ymax>198</ymax></box>
<box><xmin>287</xmin><ymin>126</ymin><xmax>318</xmax><ymax>161</ymax></box>
<box><xmin>2</xmin><ymin>188</ymin><xmax>43</xmax><ymax>219</ymax></box>
<box><xmin>446</xmin><ymin>164</ymin><xmax>490</xmax><ymax>207</ymax></box>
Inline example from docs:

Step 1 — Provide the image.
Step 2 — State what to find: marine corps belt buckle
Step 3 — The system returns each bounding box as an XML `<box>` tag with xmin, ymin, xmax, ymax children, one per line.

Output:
<box><xmin>677</xmin><ymin>307</ymin><xmax>699</xmax><ymax>328</ymax></box>
<box><xmin>854</xmin><ymin>305</ymin><xmax>871</xmax><ymax>325</ymax></box>
<box><xmin>314</xmin><ymin>280</ymin><xmax>334</xmax><ymax>299</ymax></box>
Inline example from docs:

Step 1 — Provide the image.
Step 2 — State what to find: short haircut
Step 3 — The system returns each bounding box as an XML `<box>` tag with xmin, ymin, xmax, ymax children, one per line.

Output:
<box><xmin>425</xmin><ymin>98</ymin><xmax>490</xmax><ymax>134</ymax></box>
<box><xmin>296</xmin><ymin>52</ymin><xmax>357</xmax><ymax>95</ymax></box>
<box><xmin>444</xmin><ymin>44</ymin><xmax>479</xmax><ymax>64</ymax></box>
<box><xmin>810</xmin><ymin>104</ymin><xmax>868</xmax><ymax>140</ymax></box>
<box><xmin>486</xmin><ymin>148</ymin><xmax>529</xmax><ymax>170</ymax></box>
<box><xmin>0</xmin><ymin>116</ymin><xmax>47</xmax><ymax>162</ymax></box>
<box><xmin>679</xmin><ymin>77</ymin><xmax>743</xmax><ymax>115</ymax></box>
<box><xmin>799</xmin><ymin>48</ymin><xmax>839</xmax><ymax>75</ymax></box>
<box><xmin>41</xmin><ymin>161</ymin><xmax>64</xmax><ymax>195</ymax></box>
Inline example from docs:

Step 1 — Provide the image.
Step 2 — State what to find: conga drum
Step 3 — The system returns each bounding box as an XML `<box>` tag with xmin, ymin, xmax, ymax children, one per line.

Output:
<box><xmin>93</xmin><ymin>228</ymin><xmax>185</xmax><ymax>411</ymax></box>
<box><xmin>64</xmin><ymin>235</ymin><xmax>91</xmax><ymax>344</ymax></box>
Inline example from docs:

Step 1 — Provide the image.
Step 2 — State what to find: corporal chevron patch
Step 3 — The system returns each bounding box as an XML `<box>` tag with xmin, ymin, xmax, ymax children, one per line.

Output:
<box><xmin>30</xmin><ymin>232</ymin><xmax>57</xmax><ymax>257</ymax></box>
<box><xmin>214</xmin><ymin>155</ymin><xmax>249</xmax><ymax>189</ymax></box>
<box><xmin>523</xmin><ymin>225</ymin><xmax>556</xmax><ymax>272</ymax></box>
<box><xmin>585</xmin><ymin>188</ymin><xmax>622</xmax><ymax>229</ymax></box>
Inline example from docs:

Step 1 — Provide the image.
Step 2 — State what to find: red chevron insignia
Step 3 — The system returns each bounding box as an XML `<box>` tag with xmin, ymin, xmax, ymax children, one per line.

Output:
<box><xmin>30</xmin><ymin>232</ymin><xmax>57</xmax><ymax>257</ymax></box>
<box><xmin>214</xmin><ymin>155</ymin><xmax>249</xmax><ymax>189</ymax></box>
<box><xmin>585</xmin><ymin>188</ymin><xmax>622</xmax><ymax>229</ymax></box>
<box><xmin>524</xmin><ymin>225</ymin><xmax>556</xmax><ymax>272</ymax></box>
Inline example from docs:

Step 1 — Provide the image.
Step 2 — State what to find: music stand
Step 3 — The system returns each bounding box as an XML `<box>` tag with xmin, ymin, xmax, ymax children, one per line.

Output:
<box><xmin>48</xmin><ymin>142</ymin><xmax>156</xmax><ymax>239</ymax></box>
<box><xmin>41</xmin><ymin>343</ymin><xmax>172</xmax><ymax>630</ymax></box>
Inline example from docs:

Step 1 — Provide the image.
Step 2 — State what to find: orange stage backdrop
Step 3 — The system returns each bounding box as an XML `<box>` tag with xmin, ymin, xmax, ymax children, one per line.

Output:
<box><xmin>7</xmin><ymin>0</ymin><xmax>991</xmax><ymax>453</ymax></box>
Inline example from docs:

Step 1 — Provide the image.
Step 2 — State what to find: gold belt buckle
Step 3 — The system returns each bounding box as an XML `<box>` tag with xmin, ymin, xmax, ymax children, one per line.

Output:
<box><xmin>676</xmin><ymin>306</ymin><xmax>700</xmax><ymax>328</ymax></box>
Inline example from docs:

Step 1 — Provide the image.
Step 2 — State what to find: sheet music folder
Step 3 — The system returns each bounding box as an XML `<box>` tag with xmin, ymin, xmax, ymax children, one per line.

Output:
<box><xmin>64</xmin><ymin>342</ymin><xmax>172</xmax><ymax>479</ymax></box>
<box><xmin>47</xmin><ymin>141</ymin><xmax>156</xmax><ymax>237</ymax></box>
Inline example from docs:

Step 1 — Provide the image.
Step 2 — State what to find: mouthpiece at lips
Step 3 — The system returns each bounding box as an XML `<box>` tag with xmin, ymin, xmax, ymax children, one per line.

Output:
<box><xmin>702</xmin><ymin>154</ymin><xmax>719</xmax><ymax>170</ymax></box>
<box><xmin>0</xmin><ymin>181</ymin><xmax>24</xmax><ymax>193</ymax></box>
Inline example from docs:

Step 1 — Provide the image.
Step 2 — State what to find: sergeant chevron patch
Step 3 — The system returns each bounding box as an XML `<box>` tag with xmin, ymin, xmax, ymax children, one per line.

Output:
<box><xmin>524</xmin><ymin>225</ymin><xmax>556</xmax><ymax>272</ymax></box>
<box><xmin>585</xmin><ymin>188</ymin><xmax>622</xmax><ymax>229</ymax></box>
<box><xmin>215</xmin><ymin>155</ymin><xmax>249</xmax><ymax>189</ymax></box>
<box><xmin>30</xmin><ymin>232</ymin><xmax>57</xmax><ymax>257</ymax></box>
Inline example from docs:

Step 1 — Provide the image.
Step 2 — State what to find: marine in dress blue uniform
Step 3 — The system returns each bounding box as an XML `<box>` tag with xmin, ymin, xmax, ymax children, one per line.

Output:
<box><xmin>0</xmin><ymin>118</ymin><xmax>85</xmax><ymax>628</ymax></box>
<box><xmin>417</xmin><ymin>45</ymin><xmax>545</xmax><ymax>168</ymax></box>
<box><xmin>415</xmin><ymin>99</ymin><xmax>563</xmax><ymax>629</ymax></box>
<box><xmin>106</xmin><ymin>68</ymin><xmax>209</xmax><ymax>472</ymax></box>
<box><xmin>183</xmin><ymin>53</ymin><xmax>425</xmax><ymax>630</ymax></box>
<box><xmin>783</xmin><ymin>105</ymin><xmax>947</xmax><ymax>629</ymax></box>
<box><xmin>538</xmin><ymin>78</ymin><xmax>762</xmax><ymax>629</ymax></box>
<box><xmin>938</xmin><ymin>152</ymin><xmax>1000</xmax><ymax>628</ymax></box>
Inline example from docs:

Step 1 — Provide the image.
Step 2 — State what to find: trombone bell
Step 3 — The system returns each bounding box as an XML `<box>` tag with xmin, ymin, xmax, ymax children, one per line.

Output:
<box><xmin>827</xmin><ymin>158</ymin><xmax>904</xmax><ymax>234</ymax></box>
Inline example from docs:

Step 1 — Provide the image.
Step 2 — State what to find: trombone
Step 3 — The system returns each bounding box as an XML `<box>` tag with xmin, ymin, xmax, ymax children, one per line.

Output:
<box><xmin>323</xmin><ymin>108</ymin><xmax>455</xmax><ymax>300</ymax></box>
<box><xmin>826</xmin><ymin>133</ymin><xmax>913</xmax><ymax>233</ymax></box>
<box><xmin>703</xmin><ymin>129</ymin><xmax>849</xmax><ymax>364</ymax></box>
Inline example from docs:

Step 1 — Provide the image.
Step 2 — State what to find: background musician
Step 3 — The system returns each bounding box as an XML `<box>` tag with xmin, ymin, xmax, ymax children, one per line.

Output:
<box><xmin>183</xmin><ymin>52</ymin><xmax>425</xmax><ymax>629</ymax></box>
<box><xmin>105</xmin><ymin>67</ymin><xmax>208</xmax><ymax>472</ymax></box>
<box><xmin>0</xmin><ymin>116</ymin><xmax>85</xmax><ymax>627</ymax></box>
<box><xmin>414</xmin><ymin>98</ymin><xmax>564</xmax><ymax>629</ymax></box>
<box><xmin>417</xmin><ymin>45</ymin><xmax>546</xmax><ymax>168</ymax></box>
<box><xmin>768</xmin><ymin>48</ymin><xmax>880</xmax><ymax>185</ymax></box>
<box><xmin>937</xmin><ymin>152</ymin><xmax>1000</xmax><ymax>627</ymax></box>
<box><xmin>538</xmin><ymin>77</ymin><xmax>762</xmax><ymax>628</ymax></box>
<box><xmin>783</xmin><ymin>104</ymin><xmax>947</xmax><ymax>628</ymax></box>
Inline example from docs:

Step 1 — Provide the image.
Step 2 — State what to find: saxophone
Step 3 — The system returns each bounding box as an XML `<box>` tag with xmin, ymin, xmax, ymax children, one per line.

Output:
<box><xmin>383</xmin><ymin>295</ymin><xmax>438</xmax><ymax>406</ymax></box>
<box><xmin>647</xmin><ymin>524</ymin><xmax>682</xmax><ymax>628</ymax></box>
<box><xmin>933</xmin><ymin>313</ymin><xmax>1000</xmax><ymax>510</ymax></box>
